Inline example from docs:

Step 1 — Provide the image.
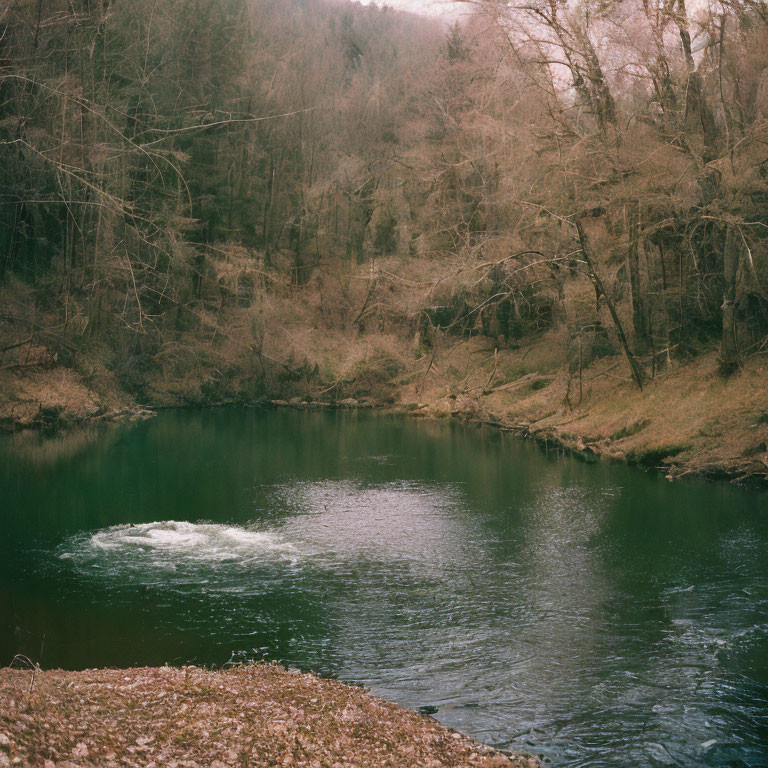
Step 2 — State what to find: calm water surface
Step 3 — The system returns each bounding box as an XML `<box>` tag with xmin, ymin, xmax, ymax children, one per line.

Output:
<box><xmin>1</xmin><ymin>409</ymin><xmax>767</xmax><ymax>767</ymax></box>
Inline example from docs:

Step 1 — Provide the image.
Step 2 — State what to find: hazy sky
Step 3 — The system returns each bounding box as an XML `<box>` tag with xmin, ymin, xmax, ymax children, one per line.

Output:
<box><xmin>360</xmin><ymin>0</ymin><xmax>463</xmax><ymax>18</ymax></box>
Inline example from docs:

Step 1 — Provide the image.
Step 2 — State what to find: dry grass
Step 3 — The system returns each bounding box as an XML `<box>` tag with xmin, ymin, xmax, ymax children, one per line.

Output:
<box><xmin>398</xmin><ymin>332</ymin><xmax>768</xmax><ymax>483</ymax></box>
<box><xmin>3</xmin><ymin>246</ymin><xmax>766</xmax><ymax>483</ymax></box>
<box><xmin>0</xmin><ymin>665</ymin><xmax>538</xmax><ymax>768</ymax></box>
<box><xmin>0</xmin><ymin>366</ymin><xmax>144</xmax><ymax>431</ymax></box>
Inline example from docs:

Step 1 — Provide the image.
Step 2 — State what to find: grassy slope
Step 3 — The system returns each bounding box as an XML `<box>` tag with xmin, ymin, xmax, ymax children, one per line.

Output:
<box><xmin>394</xmin><ymin>332</ymin><xmax>768</xmax><ymax>484</ymax></box>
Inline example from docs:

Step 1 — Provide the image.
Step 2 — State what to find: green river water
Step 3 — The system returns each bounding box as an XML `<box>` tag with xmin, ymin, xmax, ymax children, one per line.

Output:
<box><xmin>1</xmin><ymin>408</ymin><xmax>767</xmax><ymax>767</ymax></box>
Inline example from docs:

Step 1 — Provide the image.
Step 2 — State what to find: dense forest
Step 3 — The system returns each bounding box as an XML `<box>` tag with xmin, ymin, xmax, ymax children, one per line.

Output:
<box><xmin>1</xmin><ymin>0</ymin><xmax>768</xmax><ymax>446</ymax></box>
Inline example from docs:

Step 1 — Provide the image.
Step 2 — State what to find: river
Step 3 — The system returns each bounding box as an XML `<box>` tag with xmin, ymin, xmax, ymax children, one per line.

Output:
<box><xmin>1</xmin><ymin>408</ymin><xmax>767</xmax><ymax>767</ymax></box>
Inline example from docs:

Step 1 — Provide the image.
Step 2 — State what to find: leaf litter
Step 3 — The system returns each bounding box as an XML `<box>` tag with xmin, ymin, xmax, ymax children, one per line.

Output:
<box><xmin>0</xmin><ymin>664</ymin><xmax>541</xmax><ymax>768</ymax></box>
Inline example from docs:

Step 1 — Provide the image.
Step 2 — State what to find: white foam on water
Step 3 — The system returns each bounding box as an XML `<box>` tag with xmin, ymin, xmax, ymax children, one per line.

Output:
<box><xmin>62</xmin><ymin>520</ymin><xmax>301</xmax><ymax>568</ymax></box>
<box><xmin>57</xmin><ymin>480</ymin><xmax>476</xmax><ymax>582</ymax></box>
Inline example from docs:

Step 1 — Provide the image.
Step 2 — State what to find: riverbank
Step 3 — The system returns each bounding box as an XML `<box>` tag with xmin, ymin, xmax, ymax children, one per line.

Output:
<box><xmin>0</xmin><ymin>365</ymin><xmax>152</xmax><ymax>433</ymax></box>
<box><xmin>0</xmin><ymin>664</ymin><xmax>538</xmax><ymax>768</ymax></box>
<box><xmin>392</xmin><ymin>334</ymin><xmax>768</xmax><ymax>486</ymax></box>
<box><xmin>2</xmin><ymin>324</ymin><xmax>767</xmax><ymax>485</ymax></box>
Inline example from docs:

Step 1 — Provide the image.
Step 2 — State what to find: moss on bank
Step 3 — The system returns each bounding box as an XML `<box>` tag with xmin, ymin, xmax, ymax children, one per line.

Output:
<box><xmin>0</xmin><ymin>665</ymin><xmax>538</xmax><ymax>768</ymax></box>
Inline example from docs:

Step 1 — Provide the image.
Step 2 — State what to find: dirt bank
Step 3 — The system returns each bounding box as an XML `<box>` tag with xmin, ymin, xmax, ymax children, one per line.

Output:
<box><xmin>0</xmin><ymin>664</ymin><xmax>538</xmax><ymax>768</ymax></box>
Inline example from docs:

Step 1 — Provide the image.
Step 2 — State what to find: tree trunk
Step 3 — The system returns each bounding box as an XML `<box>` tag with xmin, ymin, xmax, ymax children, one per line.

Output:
<box><xmin>720</xmin><ymin>224</ymin><xmax>741</xmax><ymax>375</ymax></box>
<box><xmin>626</xmin><ymin>202</ymin><xmax>650</xmax><ymax>353</ymax></box>
<box><xmin>576</xmin><ymin>220</ymin><xmax>645</xmax><ymax>390</ymax></box>
<box><xmin>675</xmin><ymin>0</ymin><xmax>720</xmax><ymax>163</ymax></box>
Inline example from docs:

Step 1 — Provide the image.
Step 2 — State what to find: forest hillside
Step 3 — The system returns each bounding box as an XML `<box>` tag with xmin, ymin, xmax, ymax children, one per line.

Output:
<box><xmin>2</xmin><ymin>0</ymin><xmax>768</xmax><ymax>481</ymax></box>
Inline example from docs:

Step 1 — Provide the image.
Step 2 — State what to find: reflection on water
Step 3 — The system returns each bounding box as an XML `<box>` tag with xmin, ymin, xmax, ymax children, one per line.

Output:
<box><xmin>277</xmin><ymin>480</ymin><xmax>469</xmax><ymax>564</ymax></box>
<box><xmin>1</xmin><ymin>408</ymin><xmax>767</xmax><ymax>768</ymax></box>
<box><xmin>2</xmin><ymin>423</ymin><xmax>121</xmax><ymax>467</ymax></box>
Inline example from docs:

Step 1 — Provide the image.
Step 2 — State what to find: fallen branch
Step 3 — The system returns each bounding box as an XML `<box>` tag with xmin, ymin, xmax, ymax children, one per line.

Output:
<box><xmin>0</xmin><ymin>361</ymin><xmax>53</xmax><ymax>372</ymax></box>
<box><xmin>0</xmin><ymin>335</ymin><xmax>33</xmax><ymax>353</ymax></box>
<box><xmin>486</xmin><ymin>372</ymin><xmax>556</xmax><ymax>394</ymax></box>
